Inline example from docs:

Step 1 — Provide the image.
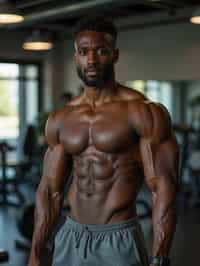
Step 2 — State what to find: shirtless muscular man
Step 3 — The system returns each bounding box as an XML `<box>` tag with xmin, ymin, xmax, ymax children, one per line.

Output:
<box><xmin>28</xmin><ymin>17</ymin><xmax>179</xmax><ymax>266</ymax></box>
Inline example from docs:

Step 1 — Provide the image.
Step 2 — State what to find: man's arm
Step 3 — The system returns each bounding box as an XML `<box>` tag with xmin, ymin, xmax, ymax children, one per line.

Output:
<box><xmin>138</xmin><ymin>102</ymin><xmax>179</xmax><ymax>262</ymax></box>
<box><xmin>28</xmin><ymin>112</ymin><xmax>72</xmax><ymax>266</ymax></box>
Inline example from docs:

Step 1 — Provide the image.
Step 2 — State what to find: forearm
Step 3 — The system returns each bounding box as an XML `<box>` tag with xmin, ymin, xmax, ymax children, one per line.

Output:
<box><xmin>151</xmin><ymin>188</ymin><xmax>178</xmax><ymax>257</ymax></box>
<box><xmin>29</xmin><ymin>185</ymin><xmax>63</xmax><ymax>265</ymax></box>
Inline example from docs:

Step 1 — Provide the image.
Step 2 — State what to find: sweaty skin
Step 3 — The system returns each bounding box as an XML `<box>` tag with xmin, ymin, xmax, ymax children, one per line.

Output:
<box><xmin>28</xmin><ymin>31</ymin><xmax>179</xmax><ymax>266</ymax></box>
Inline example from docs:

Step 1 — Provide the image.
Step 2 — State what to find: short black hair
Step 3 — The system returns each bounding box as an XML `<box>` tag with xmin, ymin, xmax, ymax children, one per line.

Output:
<box><xmin>74</xmin><ymin>16</ymin><xmax>117</xmax><ymax>44</ymax></box>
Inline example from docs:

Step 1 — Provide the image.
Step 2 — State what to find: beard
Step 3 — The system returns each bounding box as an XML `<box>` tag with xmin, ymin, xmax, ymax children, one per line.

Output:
<box><xmin>76</xmin><ymin>64</ymin><xmax>114</xmax><ymax>87</ymax></box>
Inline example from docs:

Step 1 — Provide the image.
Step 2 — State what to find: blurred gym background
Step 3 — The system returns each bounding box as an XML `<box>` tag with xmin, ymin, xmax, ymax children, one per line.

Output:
<box><xmin>0</xmin><ymin>0</ymin><xmax>200</xmax><ymax>265</ymax></box>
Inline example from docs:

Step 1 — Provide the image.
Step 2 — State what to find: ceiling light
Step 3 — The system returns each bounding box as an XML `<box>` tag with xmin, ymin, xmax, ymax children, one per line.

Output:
<box><xmin>147</xmin><ymin>0</ymin><xmax>161</xmax><ymax>1</ymax></box>
<box><xmin>23</xmin><ymin>30</ymin><xmax>53</xmax><ymax>51</ymax></box>
<box><xmin>190</xmin><ymin>7</ymin><xmax>200</xmax><ymax>24</ymax></box>
<box><xmin>0</xmin><ymin>2</ymin><xmax>24</xmax><ymax>24</ymax></box>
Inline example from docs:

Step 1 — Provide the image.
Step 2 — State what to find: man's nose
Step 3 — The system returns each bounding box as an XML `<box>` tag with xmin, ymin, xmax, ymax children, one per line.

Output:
<box><xmin>88</xmin><ymin>50</ymin><xmax>97</xmax><ymax>64</ymax></box>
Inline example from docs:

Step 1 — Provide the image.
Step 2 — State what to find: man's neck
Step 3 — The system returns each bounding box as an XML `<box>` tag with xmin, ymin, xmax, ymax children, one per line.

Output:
<box><xmin>83</xmin><ymin>81</ymin><xmax>118</xmax><ymax>107</ymax></box>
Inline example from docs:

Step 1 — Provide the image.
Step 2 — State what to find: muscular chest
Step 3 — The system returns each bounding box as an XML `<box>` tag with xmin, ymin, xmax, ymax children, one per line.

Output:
<box><xmin>60</xmin><ymin>104</ymin><xmax>137</xmax><ymax>154</ymax></box>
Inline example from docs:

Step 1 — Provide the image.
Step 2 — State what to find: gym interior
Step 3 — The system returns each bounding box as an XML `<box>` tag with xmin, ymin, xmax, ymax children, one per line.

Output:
<box><xmin>0</xmin><ymin>0</ymin><xmax>200</xmax><ymax>265</ymax></box>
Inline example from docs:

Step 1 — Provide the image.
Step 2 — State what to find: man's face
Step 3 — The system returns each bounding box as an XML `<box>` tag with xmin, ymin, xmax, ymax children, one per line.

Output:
<box><xmin>74</xmin><ymin>31</ymin><xmax>118</xmax><ymax>87</ymax></box>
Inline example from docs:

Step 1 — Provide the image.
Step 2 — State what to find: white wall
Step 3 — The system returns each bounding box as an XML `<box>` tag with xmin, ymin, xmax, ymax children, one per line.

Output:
<box><xmin>43</xmin><ymin>41</ymin><xmax>65</xmax><ymax>111</ymax></box>
<box><xmin>63</xmin><ymin>39</ymin><xmax>81</xmax><ymax>96</ymax></box>
<box><xmin>62</xmin><ymin>22</ymin><xmax>200</xmax><ymax>95</ymax></box>
<box><xmin>116</xmin><ymin>22</ymin><xmax>200</xmax><ymax>81</ymax></box>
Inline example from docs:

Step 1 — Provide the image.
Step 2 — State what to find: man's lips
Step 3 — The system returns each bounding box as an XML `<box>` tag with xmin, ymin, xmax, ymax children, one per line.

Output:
<box><xmin>86</xmin><ymin>69</ymin><xmax>99</xmax><ymax>76</ymax></box>
<box><xmin>87</xmin><ymin>71</ymin><xmax>97</xmax><ymax>76</ymax></box>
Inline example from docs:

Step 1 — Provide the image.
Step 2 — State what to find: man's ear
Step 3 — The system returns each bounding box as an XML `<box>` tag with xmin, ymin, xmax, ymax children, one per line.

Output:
<box><xmin>73</xmin><ymin>42</ymin><xmax>78</xmax><ymax>63</ymax></box>
<box><xmin>113</xmin><ymin>49</ymin><xmax>119</xmax><ymax>64</ymax></box>
<box><xmin>73</xmin><ymin>52</ymin><xmax>77</xmax><ymax>64</ymax></box>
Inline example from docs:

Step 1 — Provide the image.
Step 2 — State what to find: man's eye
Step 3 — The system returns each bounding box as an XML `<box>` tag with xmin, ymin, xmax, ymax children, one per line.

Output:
<box><xmin>97</xmin><ymin>48</ymin><xmax>110</xmax><ymax>56</ymax></box>
<box><xmin>78</xmin><ymin>49</ymin><xmax>88</xmax><ymax>56</ymax></box>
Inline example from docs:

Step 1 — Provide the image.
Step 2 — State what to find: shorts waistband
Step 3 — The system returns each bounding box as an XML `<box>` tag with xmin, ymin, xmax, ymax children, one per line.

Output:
<box><xmin>65</xmin><ymin>216</ymin><xmax>139</xmax><ymax>233</ymax></box>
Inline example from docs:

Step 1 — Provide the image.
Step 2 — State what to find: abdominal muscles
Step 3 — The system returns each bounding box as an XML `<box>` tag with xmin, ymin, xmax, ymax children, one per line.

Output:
<box><xmin>67</xmin><ymin>149</ymin><xmax>143</xmax><ymax>224</ymax></box>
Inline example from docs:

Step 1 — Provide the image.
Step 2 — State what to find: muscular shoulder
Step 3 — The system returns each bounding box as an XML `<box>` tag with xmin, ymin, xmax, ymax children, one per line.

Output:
<box><xmin>128</xmin><ymin>100</ymin><xmax>172</xmax><ymax>142</ymax></box>
<box><xmin>45</xmin><ymin>106</ymin><xmax>73</xmax><ymax>148</ymax></box>
<box><xmin>117</xmin><ymin>84</ymin><xmax>146</xmax><ymax>101</ymax></box>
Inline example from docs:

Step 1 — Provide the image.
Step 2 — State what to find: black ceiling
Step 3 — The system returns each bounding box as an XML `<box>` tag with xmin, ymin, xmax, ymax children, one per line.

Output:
<box><xmin>1</xmin><ymin>0</ymin><xmax>200</xmax><ymax>39</ymax></box>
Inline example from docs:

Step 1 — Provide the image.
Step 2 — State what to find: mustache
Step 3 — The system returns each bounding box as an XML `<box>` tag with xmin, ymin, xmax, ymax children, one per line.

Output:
<box><xmin>85</xmin><ymin>65</ymin><xmax>99</xmax><ymax>72</ymax></box>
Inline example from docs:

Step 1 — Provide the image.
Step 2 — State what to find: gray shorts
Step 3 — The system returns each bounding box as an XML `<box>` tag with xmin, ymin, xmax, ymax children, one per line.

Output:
<box><xmin>52</xmin><ymin>216</ymin><xmax>149</xmax><ymax>266</ymax></box>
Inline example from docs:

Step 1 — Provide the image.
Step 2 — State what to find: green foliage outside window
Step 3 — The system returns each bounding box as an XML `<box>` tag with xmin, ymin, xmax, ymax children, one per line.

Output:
<box><xmin>0</xmin><ymin>80</ymin><xmax>17</xmax><ymax>116</ymax></box>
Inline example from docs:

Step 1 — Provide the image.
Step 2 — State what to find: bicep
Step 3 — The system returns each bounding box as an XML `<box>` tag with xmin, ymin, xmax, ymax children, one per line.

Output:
<box><xmin>140</xmin><ymin>134</ymin><xmax>179</xmax><ymax>193</ymax></box>
<box><xmin>41</xmin><ymin>144</ymin><xmax>72</xmax><ymax>193</ymax></box>
<box><xmin>39</xmin><ymin>111</ymin><xmax>72</xmax><ymax>194</ymax></box>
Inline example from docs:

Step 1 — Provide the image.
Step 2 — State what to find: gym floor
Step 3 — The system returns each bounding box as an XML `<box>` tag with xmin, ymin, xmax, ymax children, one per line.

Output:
<box><xmin>0</xmin><ymin>183</ymin><xmax>200</xmax><ymax>266</ymax></box>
